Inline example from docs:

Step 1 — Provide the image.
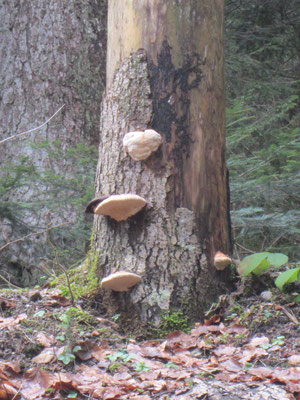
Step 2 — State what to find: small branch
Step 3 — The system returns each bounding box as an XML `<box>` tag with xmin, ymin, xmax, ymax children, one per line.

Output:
<box><xmin>0</xmin><ymin>104</ymin><xmax>65</xmax><ymax>145</ymax></box>
<box><xmin>47</xmin><ymin>239</ymin><xmax>75</xmax><ymax>306</ymax></box>
<box><xmin>0</xmin><ymin>222</ymin><xmax>71</xmax><ymax>253</ymax></box>
<box><xmin>280</xmin><ymin>306</ymin><xmax>299</xmax><ymax>326</ymax></box>
<box><xmin>235</xmin><ymin>242</ymin><xmax>256</xmax><ymax>254</ymax></box>
<box><xmin>0</xmin><ymin>272</ymin><xmax>21</xmax><ymax>289</ymax></box>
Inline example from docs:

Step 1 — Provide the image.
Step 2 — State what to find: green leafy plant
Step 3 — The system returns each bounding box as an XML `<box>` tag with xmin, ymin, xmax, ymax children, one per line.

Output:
<box><xmin>260</xmin><ymin>336</ymin><xmax>285</xmax><ymax>350</ymax></box>
<box><xmin>106</xmin><ymin>349</ymin><xmax>134</xmax><ymax>363</ymax></box>
<box><xmin>134</xmin><ymin>361</ymin><xmax>150</xmax><ymax>372</ymax></box>
<box><xmin>275</xmin><ymin>267</ymin><xmax>300</xmax><ymax>291</ymax></box>
<box><xmin>239</xmin><ymin>252</ymin><xmax>288</xmax><ymax>276</ymax></box>
<box><xmin>238</xmin><ymin>252</ymin><xmax>300</xmax><ymax>295</ymax></box>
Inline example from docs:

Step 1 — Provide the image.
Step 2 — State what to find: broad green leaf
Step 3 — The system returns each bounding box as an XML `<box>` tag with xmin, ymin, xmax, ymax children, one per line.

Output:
<box><xmin>239</xmin><ymin>253</ymin><xmax>271</xmax><ymax>276</ymax></box>
<box><xmin>265</xmin><ymin>253</ymin><xmax>288</xmax><ymax>268</ymax></box>
<box><xmin>294</xmin><ymin>295</ymin><xmax>300</xmax><ymax>303</ymax></box>
<box><xmin>275</xmin><ymin>267</ymin><xmax>300</xmax><ymax>291</ymax></box>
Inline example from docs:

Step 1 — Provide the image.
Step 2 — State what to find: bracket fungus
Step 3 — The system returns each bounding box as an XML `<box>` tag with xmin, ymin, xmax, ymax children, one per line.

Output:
<box><xmin>214</xmin><ymin>251</ymin><xmax>232</xmax><ymax>270</ymax></box>
<box><xmin>85</xmin><ymin>195</ymin><xmax>109</xmax><ymax>214</ymax></box>
<box><xmin>101</xmin><ymin>271</ymin><xmax>141</xmax><ymax>292</ymax></box>
<box><xmin>123</xmin><ymin>129</ymin><xmax>162</xmax><ymax>161</ymax></box>
<box><xmin>94</xmin><ymin>194</ymin><xmax>146</xmax><ymax>221</ymax></box>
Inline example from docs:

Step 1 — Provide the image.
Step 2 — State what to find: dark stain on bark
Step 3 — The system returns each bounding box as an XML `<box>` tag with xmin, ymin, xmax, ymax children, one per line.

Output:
<box><xmin>148</xmin><ymin>39</ymin><xmax>202</xmax><ymax>155</ymax></box>
<box><xmin>148</xmin><ymin>40</ymin><xmax>203</xmax><ymax>209</ymax></box>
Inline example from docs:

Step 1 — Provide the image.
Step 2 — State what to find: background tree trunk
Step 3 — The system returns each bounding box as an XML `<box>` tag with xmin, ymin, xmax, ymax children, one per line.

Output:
<box><xmin>93</xmin><ymin>0</ymin><xmax>231</xmax><ymax>331</ymax></box>
<box><xmin>0</xmin><ymin>0</ymin><xmax>107</xmax><ymax>285</ymax></box>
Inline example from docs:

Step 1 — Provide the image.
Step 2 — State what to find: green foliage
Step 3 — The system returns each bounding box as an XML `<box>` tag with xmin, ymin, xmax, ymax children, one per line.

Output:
<box><xmin>275</xmin><ymin>267</ymin><xmax>300</xmax><ymax>291</ymax></box>
<box><xmin>58</xmin><ymin>345</ymin><xmax>82</xmax><ymax>365</ymax></box>
<box><xmin>239</xmin><ymin>251</ymin><xmax>300</xmax><ymax>294</ymax></box>
<box><xmin>226</xmin><ymin>0</ymin><xmax>300</xmax><ymax>259</ymax></box>
<box><xmin>239</xmin><ymin>252</ymin><xmax>288</xmax><ymax>276</ymax></box>
<box><xmin>106</xmin><ymin>349</ymin><xmax>133</xmax><ymax>363</ymax></box>
<box><xmin>0</xmin><ymin>139</ymin><xmax>98</xmax><ymax>274</ymax></box>
<box><xmin>134</xmin><ymin>361</ymin><xmax>150</xmax><ymax>372</ymax></box>
<box><xmin>158</xmin><ymin>311</ymin><xmax>191</xmax><ymax>336</ymax></box>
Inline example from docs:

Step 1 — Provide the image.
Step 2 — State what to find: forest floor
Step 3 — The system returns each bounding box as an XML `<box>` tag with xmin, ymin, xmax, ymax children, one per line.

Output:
<box><xmin>0</xmin><ymin>278</ymin><xmax>299</xmax><ymax>400</ymax></box>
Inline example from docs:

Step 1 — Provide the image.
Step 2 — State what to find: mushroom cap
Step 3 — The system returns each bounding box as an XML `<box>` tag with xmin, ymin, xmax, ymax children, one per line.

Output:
<box><xmin>101</xmin><ymin>271</ymin><xmax>141</xmax><ymax>292</ymax></box>
<box><xmin>85</xmin><ymin>195</ymin><xmax>109</xmax><ymax>214</ymax></box>
<box><xmin>214</xmin><ymin>251</ymin><xmax>232</xmax><ymax>270</ymax></box>
<box><xmin>94</xmin><ymin>194</ymin><xmax>146</xmax><ymax>221</ymax></box>
<box><xmin>123</xmin><ymin>129</ymin><xmax>162</xmax><ymax>161</ymax></box>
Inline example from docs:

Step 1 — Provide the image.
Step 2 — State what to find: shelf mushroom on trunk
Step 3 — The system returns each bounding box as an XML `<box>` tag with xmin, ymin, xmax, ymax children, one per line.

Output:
<box><xmin>101</xmin><ymin>271</ymin><xmax>142</xmax><ymax>292</ymax></box>
<box><xmin>93</xmin><ymin>194</ymin><xmax>147</xmax><ymax>221</ymax></box>
<box><xmin>214</xmin><ymin>251</ymin><xmax>232</xmax><ymax>270</ymax></box>
<box><xmin>123</xmin><ymin>129</ymin><xmax>162</xmax><ymax>161</ymax></box>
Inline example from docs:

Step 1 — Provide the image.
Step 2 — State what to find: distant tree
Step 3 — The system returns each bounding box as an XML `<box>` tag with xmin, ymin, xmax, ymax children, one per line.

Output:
<box><xmin>0</xmin><ymin>1</ymin><xmax>107</xmax><ymax>286</ymax></box>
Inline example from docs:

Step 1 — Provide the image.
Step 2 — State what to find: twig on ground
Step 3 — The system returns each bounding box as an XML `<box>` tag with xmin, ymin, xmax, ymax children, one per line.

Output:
<box><xmin>0</xmin><ymin>104</ymin><xmax>65</xmax><ymax>145</ymax></box>
<box><xmin>46</xmin><ymin>239</ymin><xmax>75</xmax><ymax>306</ymax></box>
<box><xmin>0</xmin><ymin>273</ymin><xmax>21</xmax><ymax>289</ymax></box>
<box><xmin>280</xmin><ymin>305</ymin><xmax>299</xmax><ymax>325</ymax></box>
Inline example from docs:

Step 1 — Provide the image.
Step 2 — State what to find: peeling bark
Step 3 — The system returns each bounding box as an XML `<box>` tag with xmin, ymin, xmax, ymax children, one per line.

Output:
<box><xmin>93</xmin><ymin>0</ymin><xmax>231</xmax><ymax>329</ymax></box>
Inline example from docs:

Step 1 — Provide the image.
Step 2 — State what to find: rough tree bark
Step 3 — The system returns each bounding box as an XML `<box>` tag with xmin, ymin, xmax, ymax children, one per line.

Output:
<box><xmin>93</xmin><ymin>0</ymin><xmax>231</xmax><ymax>330</ymax></box>
<box><xmin>0</xmin><ymin>0</ymin><xmax>107</xmax><ymax>285</ymax></box>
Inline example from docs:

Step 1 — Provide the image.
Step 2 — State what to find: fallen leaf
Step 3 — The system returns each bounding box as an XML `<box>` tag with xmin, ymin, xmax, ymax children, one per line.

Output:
<box><xmin>213</xmin><ymin>345</ymin><xmax>237</xmax><ymax>357</ymax></box>
<box><xmin>0</xmin><ymin>361</ymin><xmax>21</xmax><ymax>375</ymax></box>
<box><xmin>191</xmin><ymin>324</ymin><xmax>209</xmax><ymax>337</ymax></box>
<box><xmin>245</xmin><ymin>336</ymin><xmax>269</xmax><ymax>348</ymax></box>
<box><xmin>0</xmin><ymin>296</ymin><xmax>16</xmax><ymax>310</ymax></box>
<box><xmin>32</xmin><ymin>347</ymin><xmax>63</xmax><ymax>364</ymax></box>
<box><xmin>0</xmin><ymin>313</ymin><xmax>27</xmax><ymax>329</ymax></box>
<box><xmin>219</xmin><ymin>359</ymin><xmax>243</xmax><ymax>373</ymax></box>
<box><xmin>288</xmin><ymin>355</ymin><xmax>300</xmax><ymax>365</ymax></box>
<box><xmin>46</xmin><ymin>294</ymin><xmax>70</xmax><ymax>306</ymax></box>
<box><xmin>0</xmin><ymin>383</ymin><xmax>19</xmax><ymax>399</ymax></box>
<box><xmin>162</xmin><ymin>331</ymin><xmax>197</xmax><ymax>352</ymax></box>
<box><xmin>36</xmin><ymin>332</ymin><xmax>56</xmax><ymax>347</ymax></box>
<box><xmin>248</xmin><ymin>366</ymin><xmax>273</xmax><ymax>379</ymax></box>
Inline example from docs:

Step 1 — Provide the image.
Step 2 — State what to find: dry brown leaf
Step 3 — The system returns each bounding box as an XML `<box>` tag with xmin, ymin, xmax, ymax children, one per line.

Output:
<box><xmin>163</xmin><ymin>331</ymin><xmax>197</xmax><ymax>352</ymax></box>
<box><xmin>139</xmin><ymin>370</ymin><xmax>161</xmax><ymax>381</ymax></box>
<box><xmin>0</xmin><ymin>361</ymin><xmax>21</xmax><ymax>375</ymax></box>
<box><xmin>32</xmin><ymin>352</ymin><xmax>55</xmax><ymax>364</ymax></box>
<box><xmin>0</xmin><ymin>383</ymin><xmax>20</xmax><ymax>399</ymax></box>
<box><xmin>46</xmin><ymin>294</ymin><xmax>70</xmax><ymax>306</ymax></box>
<box><xmin>0</xmin><ymin>296</ymin><xmax>16</xmax><ymax>310</ymax></box>
<box><xmin>36</xmin><ymin>332</ymin><xmax>56</xmax><ymax>347</ymax></box>
<box><xmin>213</xmin><ymin>345</ymin><xmax>237</xmax><ymax>357</ymax></box>
<box><xmin>245</xmin><ymin>336</ymin><xmax>269</xmax><ymax>348</ymax></box>
<box><xmin>226</xmin><ymin>324</ymin><xmax>249</xmax><ymax>335</ymax></box>
<box><xmin>197</xmin><ymin>339</ymin><xmax>214</xmax><ymax>349</ymax></box>
<box><xmin>288</xmin><ymin>354</ymin><xmax>300</xmax><ymax>365</ymax></box>
<box><xmin>191</xmin><ymin>324</ymin><xmax>209</xmax><ymax>337</ymax></box>
<box><xmin>0</xmin><ymin>313</ymin><xmax>27</xmax><ymax>329</ymax></box>
<box><xmin>239</xmin><ymin>347</ymin><xmax>268</xmax><ymax>364</ymax></box>
<box><xmin>248</xmin><ymin>366</ymin><xmax>273</xmax><ymax>379</ymax></box>
<box><xmin>219</xmin><ymin>359</ymin><xmax>243</xmax><ymax>373</ymax></box>
<box><xmin>22</xmin><ymin>368</ymin><xmax>54</xmax><ymax>399</ymax></box>
<box><xmin>32</xmin><ymin>347</ymin><xmax>63</xmax><ymax>364</ymax></box>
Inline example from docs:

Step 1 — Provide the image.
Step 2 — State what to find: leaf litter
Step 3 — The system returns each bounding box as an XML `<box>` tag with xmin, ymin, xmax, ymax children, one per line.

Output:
<box><xmin>0</xmin><ymin>286</ymin><xmax>299</xmax><ymax>399</ymax></box>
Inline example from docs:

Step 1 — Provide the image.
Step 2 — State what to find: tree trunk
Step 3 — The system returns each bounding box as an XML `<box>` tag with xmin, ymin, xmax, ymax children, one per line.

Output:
<box><xmin>0</xmin><ymin>0</ymin><xmax>107</xmax><ymax>285</ymax></box>
<box><xmin>93</xmin><ymin>0</ymin><xmax>231</xmax><ymax>331</ymax></box>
